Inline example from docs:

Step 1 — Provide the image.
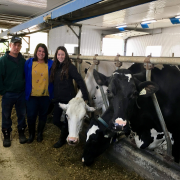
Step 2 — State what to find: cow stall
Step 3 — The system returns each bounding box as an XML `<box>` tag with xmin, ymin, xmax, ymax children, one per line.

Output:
<box><xmin>68</xmin><ymin>54</ymin><xmax>180</xmax><ymax>180</ymax></box>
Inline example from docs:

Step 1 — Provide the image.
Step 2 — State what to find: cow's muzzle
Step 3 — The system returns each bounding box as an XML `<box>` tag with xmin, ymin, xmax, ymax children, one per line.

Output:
<box><xmin>67</xmin><ymin>137</ymin><xmax>79</xmax><ymax>146</ymax></box>
<box><xmin>111</xmin><ymin>123</ymin><xmax>130</xmax><ymax>134</ymax></box>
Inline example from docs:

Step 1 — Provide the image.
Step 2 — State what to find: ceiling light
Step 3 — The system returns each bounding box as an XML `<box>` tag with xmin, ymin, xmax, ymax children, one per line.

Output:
<box><xmin>116</xmin><ymin>24</ymin><xmax>127</xmax><ymax>28</ymax></box>
<box><xmin>175</xmin><ymin>15</ymin><xmax>180</xmax><ymax>19</ymax></box>
<box><xmin>141</xmin><ymin>20</ymin><xmax>156</xmax><ymax>24</ymax></box>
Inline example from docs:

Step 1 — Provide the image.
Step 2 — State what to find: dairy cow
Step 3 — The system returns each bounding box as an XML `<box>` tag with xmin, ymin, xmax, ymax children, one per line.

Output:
<box><xmin>92</xmin><ymin>64</ymin><xmax>180</xmax><ymax>163</ymax></box>
<box><xmin>59</xmin><ymin>97</ymin><xmax>96</xmax><ymax>145</ymax></box>
<box><xmin>59</xmin><ymin>61</ymin><xmax>132</xmax><ymax>145</ymax></box>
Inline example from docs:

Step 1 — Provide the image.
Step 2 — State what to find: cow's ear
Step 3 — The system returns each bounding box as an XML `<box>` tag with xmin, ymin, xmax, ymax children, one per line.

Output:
<box><xmin>59</xmin><ymin>103</ymin><xmax>69</xmax><ymax>110</ymax></box>
<box><xmin>138</xmin><ymin>81</ymin><xmax>159</xmax><ymax>97</ymax></box>
<box><xmin>93</xmin><ymin>69</ymin><xmax>109</xmax><ymax>86</ymax></box>
<box><xmin>85</xmin><ymin>104</ymin><xmax>96</xmax><ymax>112</ymax></box>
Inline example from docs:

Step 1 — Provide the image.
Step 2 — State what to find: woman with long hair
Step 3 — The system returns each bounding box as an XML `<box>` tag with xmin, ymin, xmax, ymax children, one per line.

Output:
<box><xmin>50</xmin><ymin>46</ymin><xmax>88</xmax><ymax>148</ymax></box>
<box><xmin>25</xmin><ymin>43</ymin><xmax>53</xmax><ymax>143</ymax></box>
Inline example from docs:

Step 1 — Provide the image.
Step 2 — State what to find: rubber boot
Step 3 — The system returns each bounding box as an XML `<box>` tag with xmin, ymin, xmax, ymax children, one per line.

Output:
<box><xmin>27</xmin><ymin>123</ymin><xmax>36</xmax><ymax>143</ymax></box>
<box><xmin>2</xmin><ymin>129</ymin><xmax>11</xmax><ymax>147</ymax></box>
<box><xmin>18</xmin><ymin>128</ymin><xmax>27</xmax><ymax>144</ymax></box>
<box><xmin>37</xmin><ymin>121</ymin><xmax>46</xmax><ymax>142</ymax></box>
<box><xmin>53</xmin><ymin>125</ymin><xmax>69</xmax><ymax>148</ymax></box>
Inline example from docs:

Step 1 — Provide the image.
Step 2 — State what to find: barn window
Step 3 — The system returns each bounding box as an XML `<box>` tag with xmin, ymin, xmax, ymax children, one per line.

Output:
<box><xmin>102</xmin><ymin>37</ymin><xmax>123</xmax><ymax>56</ymax></box>
<box><xmin>64</xmin><ymin>44</ymin><xmax>78</xmax><ymax>55</ymax></box>
<box><xmin>145</xmin><ymin>46</ymin><xmax>162</xmax><ymax>57</ymax></box>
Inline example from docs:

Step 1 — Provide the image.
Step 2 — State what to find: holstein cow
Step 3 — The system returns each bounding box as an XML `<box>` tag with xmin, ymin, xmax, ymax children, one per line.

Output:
<box><xmin>93</xmin><ymin>64</ymin><xmax>180</xmax><ymax>163</ymax></box>
<box><xmin>59</xmin><ymin>61</ymin><xmax>132</xmax><ymax>146</ymax></box>
<box><xmin>76</xmin><ymin>61</ymin><xmax>132</xmax><ymax>113</ymax></box>
<box><xmin>59</xmin><ymin>97</ymin><xmax>96</xmax><ymax>145</ymax></box>
<box><xmin>82</xmin><ymin>105</ymin><xmax>130</xmax><ymax>166</ymax></box>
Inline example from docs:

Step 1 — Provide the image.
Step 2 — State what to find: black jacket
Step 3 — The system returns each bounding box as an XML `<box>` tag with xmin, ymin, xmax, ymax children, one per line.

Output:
<box><xmin>54</xmin><ymin>63</ymin><xmax>88</xmax><ymax>102</ymax></box>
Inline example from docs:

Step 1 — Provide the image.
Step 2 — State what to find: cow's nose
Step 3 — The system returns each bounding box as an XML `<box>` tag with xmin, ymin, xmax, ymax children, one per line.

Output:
<box><xmin>112</xmin><ymin>123</ymin><xmax>124</xmax><ymax>131</ymax></box>
<box><xmin>67</xmin><ymin>137</ymin><xmax>79</xmax><ymax>146</ymax></box>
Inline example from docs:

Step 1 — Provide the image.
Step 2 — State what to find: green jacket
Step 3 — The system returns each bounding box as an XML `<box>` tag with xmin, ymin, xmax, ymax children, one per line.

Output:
<box><xmin>0</xmin><ymin>52</ymin><xmax>26</xmax><ymax>95</ymax></box>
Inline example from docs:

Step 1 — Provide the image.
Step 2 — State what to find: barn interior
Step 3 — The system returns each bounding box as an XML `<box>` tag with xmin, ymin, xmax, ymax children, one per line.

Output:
<box><xmin>0</xmin><ymin>1</ymin><xmax>180</xmax><ymax>180</ymax></box>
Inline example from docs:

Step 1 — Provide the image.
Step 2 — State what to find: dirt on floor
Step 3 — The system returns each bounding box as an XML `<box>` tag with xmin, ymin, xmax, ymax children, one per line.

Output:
<box><xmin>0</xmin><ymin>96</ymin><xmax>146</xmax><ymax>180</ymax></box>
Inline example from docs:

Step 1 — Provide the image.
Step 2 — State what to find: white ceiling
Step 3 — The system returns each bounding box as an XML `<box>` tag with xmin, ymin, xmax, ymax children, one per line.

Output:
<box><xmin>1</xmin><ymin>0</ymin><xmax>180</xmax><ymax>38</ymax></box>
<box><xmin>0</xmin><ymin>0</ymin><xmax>71</xmax><ymax>17</ymax></box>
<box><xmin>79</xmin><ymin>0</ymin><xmax>180</xmax><ymax>38</ymax></box>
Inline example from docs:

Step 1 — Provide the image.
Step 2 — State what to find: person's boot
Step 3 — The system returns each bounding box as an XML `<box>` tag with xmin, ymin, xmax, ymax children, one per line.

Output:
<box><xmin>37</xmin><ymin>121</ymin><xmax>46</xmax><ymax>142</ymax></box>
<box><xmin>27</xmin><ymin>123</ymin><xmax>36</xmax><ymax>143</ymax></box>
<box><xmin>53</xmin><ymin>126</ymin><xmax>69</xmax><ymax>148</ymax></box>
<box><xmin>18</xmin><ymin>128</ymin><xmax>27</xmax><ymax>144</ymax></box>
<box><xmin>2</xmin><ymin>129</ymin><xmax>11</xmax><ymax>147</ymax></box>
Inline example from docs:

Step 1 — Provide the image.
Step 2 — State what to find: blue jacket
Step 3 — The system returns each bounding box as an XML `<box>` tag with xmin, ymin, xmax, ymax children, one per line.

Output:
<box><xmin>24</xmin><ymin>58</ymin><xmax>54</xmax><ymax>100</ymax></box>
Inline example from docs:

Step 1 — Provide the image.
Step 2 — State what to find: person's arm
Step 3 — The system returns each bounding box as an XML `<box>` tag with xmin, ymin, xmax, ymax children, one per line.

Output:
<box><xmin>0</xmin><ymin>58</ymin><xmax>6</xmax><ymax>95</ymax></box>
<box><xmin>69</xmin><ymin>64</ymin><xmax>89</xmax><ymax>102</ymax></box>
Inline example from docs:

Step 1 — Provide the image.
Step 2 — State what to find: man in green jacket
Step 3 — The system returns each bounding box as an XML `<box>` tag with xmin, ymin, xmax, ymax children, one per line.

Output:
<box><xmin>0</xmin><ymin>36</ymin><xmax>27</xmax><ymax>147</ymax></box>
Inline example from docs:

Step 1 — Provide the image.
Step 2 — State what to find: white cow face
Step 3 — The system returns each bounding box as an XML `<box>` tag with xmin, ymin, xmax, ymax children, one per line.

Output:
<box><xmin>59</xmin><ymin>97</ymin><xmax>96</xmax><ymax>146</ymax></box>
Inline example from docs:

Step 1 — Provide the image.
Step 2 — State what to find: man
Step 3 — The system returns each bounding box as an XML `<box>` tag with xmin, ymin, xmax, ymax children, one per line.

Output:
<box><xmin>0</xmin><ymin>36</ymin><xmax>27</xmax><ymax>147</ymax></box>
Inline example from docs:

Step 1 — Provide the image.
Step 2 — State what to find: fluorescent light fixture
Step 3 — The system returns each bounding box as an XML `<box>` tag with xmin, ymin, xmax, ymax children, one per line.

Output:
<box><xmin>141</xmin><ymin>19</ymin><xmax>156</xmax><ymax>24</ymax></box>
<box><xmin>175</xmin><ymin>15</ymin><xmax>180</xmax><ymax>19</ymax></box>
<box><xmin>116</xmin><ymin>24</ymin><xmax>127</xmax><ymax>28</ymax></box>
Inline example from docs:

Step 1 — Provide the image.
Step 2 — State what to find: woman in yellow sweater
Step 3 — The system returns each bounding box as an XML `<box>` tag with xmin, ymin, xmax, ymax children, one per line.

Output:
<box><xmin>25</xmin><ymin>43</ymin><xmax>53</xmax><ymax>143</ymax></box>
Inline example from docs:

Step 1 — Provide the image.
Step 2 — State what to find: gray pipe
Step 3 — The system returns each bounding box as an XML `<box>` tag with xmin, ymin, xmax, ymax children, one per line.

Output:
<box><xmin>95</xmin><ymin>64</ymin><xmax>108</xmax><ymax>110</ymax></box>
<box><xmin>146</xmin><ymin>70</ymin><xmax>172</xmax><ymax>156</ymax></box>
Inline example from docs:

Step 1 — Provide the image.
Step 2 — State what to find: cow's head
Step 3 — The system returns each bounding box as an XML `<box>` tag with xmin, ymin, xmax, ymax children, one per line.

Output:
<box><xmin>93</xmin><ymin>69</ymin><xmax>159</xmax><ymax>132</ymax></box>
<box><xmin>59</xmin><ymin>97</ymin><xmax>96</xmax><ymax>145</ymax></box>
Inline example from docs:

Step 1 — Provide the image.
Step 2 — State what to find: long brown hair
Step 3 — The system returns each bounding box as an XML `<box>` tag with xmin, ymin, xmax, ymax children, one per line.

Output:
<box><xmin>50</xmin><ymin>46</ymin><xmax>71</xmax><ymax>82</ymax></box>
<box><xmin>34</xmin><ymin>43</ymin><xmax>48</xmax><ymax>63</ymax></box>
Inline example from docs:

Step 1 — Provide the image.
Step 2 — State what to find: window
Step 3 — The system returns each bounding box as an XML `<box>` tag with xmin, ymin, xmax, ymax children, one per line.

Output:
<box><xmin>64</xmin><ymin>44</ymin><xmax>78</xmax><ymax>54</ymax></box>
<box><xmin>145</xmin><ymin>46</ymin><xmax>161</xmax><ymax>57</ymax></box>
<box><xmin>102</xmin><ymin>38</ymin><xmax>123</xmax><ymax>56</ymax></box>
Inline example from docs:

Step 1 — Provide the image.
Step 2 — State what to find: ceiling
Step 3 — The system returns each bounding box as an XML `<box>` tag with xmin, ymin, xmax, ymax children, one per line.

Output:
<box><xmin>0</xmin><ymin>0</ymin><xmax>71</xmax><ymax>29</ymax></box>
<box><xmin>78</xmin><ymin>0</ymin><xmax>180</xmax><ymax>38</ymax></box>
<box><xmin>0</xmin><ymin>0</ymin><xmax>180</xmax><ymax>38</ymax></box>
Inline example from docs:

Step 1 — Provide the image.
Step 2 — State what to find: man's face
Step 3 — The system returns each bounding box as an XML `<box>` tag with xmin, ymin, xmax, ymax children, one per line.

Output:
<box><xmin>9</xmin><ymin>42</ymin><xmax>22</xmax><ymax>55</ymax></box>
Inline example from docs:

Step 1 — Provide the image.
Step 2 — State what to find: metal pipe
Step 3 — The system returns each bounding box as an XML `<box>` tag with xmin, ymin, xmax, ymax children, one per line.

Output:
<box><xmin>19</xmin><ymin>54</ymin><xmax>180</xmax><ymax>65</ymax></box>
<box><xmin>69</xmin><ymin>55</ymin><xmax>180</xmax><ymax>65</ymax></box>
<box><xmin>95</xmin><ymin>64</ymin><xmax>108</xmax><ymax>110</ymax></box>
<box><xmin>78</xmin><ymin>25</ymin><xmax>82</xmax><ymax>55</ymax></box>
<box><xmin>146</xmin><ymin>70</ymin><xmax>172</xmax><ymax>156</ymax></box>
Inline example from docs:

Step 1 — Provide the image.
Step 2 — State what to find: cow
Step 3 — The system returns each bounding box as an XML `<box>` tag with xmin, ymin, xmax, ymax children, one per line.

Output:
<box><xmin>92</xmin><ymin>64</ymin><xmax>180</xmax><ymax>163</ymax></box>
<box><xmin>59</xmin><ymin>97</ymin><xmax>96</xmax><ymax>145</ymax></box>
<box><xmin>82</xmin><ymin>104</ymin><xmax>130</xmax><ymax>166</ymax></box>
<box><xmin>76</xmin><ymin>61</ymin><xmax>132</xmax><ymax>114</ymax></box>
<box><xmin>58</xmin><ymin>61</ymin><xmax>132</xmax><ymax>145</ymax></box>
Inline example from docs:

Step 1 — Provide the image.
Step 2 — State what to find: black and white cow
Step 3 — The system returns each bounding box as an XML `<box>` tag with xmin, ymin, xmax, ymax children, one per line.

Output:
<box><xmin>82</xmin><ymin>104</ymin><xmax>130</xmax><ymax>166</ymax></box>
<box><xmin>92</xmin><ymin>64</ymin><xmax>180</xmax><ymax>163</ymax></box>
<box><xmin>59</xmin><ymin>61</ymin><xmax>132</xmax><ymax>145</ymax></box>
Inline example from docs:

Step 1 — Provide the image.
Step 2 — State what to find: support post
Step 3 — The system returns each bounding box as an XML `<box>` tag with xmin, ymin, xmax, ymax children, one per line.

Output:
<box><xmin>144</xmin><ymin>56</ymin><xmax>172</xmax><ymax>158</ymax></box>
<box><xmin>114</xmin><ymin>54</ymin><xmax>122</xmax><ymax>70</ymax></box>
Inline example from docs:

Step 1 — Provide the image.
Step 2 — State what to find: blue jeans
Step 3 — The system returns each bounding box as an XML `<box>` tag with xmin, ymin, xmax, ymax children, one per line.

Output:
<box><xmin>26</xmin><ymin>96</ymin><xmax>50</xmax><ymax>125</ymax></box>
<box><xmin>2</xmin><ymin>91</ymin><xmax>27</xmax><ymax>132</ymax></box>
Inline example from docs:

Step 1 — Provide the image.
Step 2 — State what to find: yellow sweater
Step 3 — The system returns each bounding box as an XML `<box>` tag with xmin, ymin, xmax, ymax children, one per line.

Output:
<box><xmin>31</xmin><ymin>62</ymin><xmax>49</xmax><ymax>96</ymax></box>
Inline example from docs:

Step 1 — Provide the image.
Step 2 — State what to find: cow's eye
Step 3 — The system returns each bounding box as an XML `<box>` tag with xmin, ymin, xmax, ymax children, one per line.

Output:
<box><xmin>65</xmin><ymin>114</ymin><xmax>68</xmax><ymax>118</ymax></box>
<box><xmin>107</xmin><ymin>89</ymin><xmax>110</xmax><ymax>94</ymax></box>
